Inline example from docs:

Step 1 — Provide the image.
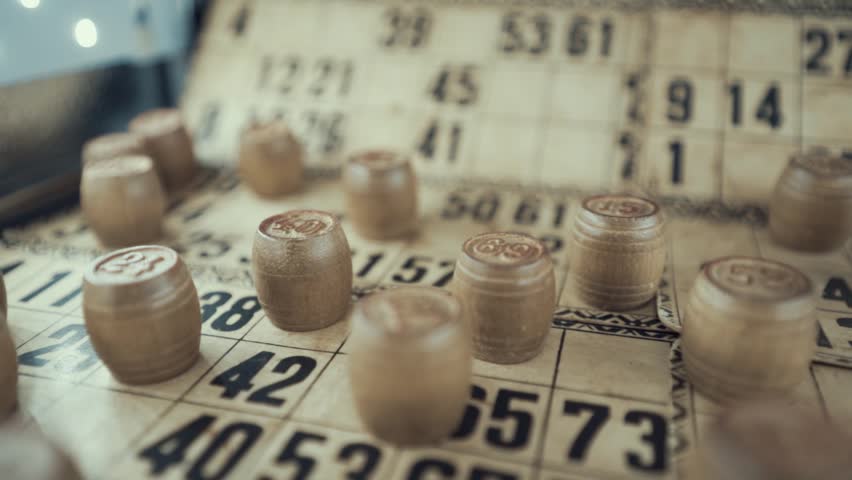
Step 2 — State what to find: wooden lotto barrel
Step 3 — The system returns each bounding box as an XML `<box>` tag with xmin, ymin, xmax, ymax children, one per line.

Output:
<box><xmin>83</xmin><ymin>245</ymin><xmax>201</xmax><ymax>385</ymax></box>
<box><xmin>569</xmin><ymin>194</ymin><xmax>666</xmax><ymax>311</ymax></box>
<box><xmin>81</xmin><ymin>132</ymin><xmax>147</xmax><ymax>165</ymax></box>
<box><xmin>238</xmin><ymin>120</ymin><xmax>304</xmax><ymax>197</ymax></box>
<box><xmin>682</xmin><ymin>256</ymin><xmax>816</xmax><ymax>403</ymax></box>
<box><xmin>129</xmin><ymin>108</ymin><xmax>199</xmax><ymax>192</ymax></box>
<box><xmin>349</xmin><ymin>287</ymin><xmax>471</xmax><ymax>445</ymax></box>
<box><xmin>450</xmin><ymin>232</ymin><xmax>555</xmax><ymax>364</ymax></box>
<box><xmin>252</xmin><ymin>210</ymin><xmax>353</xmax><ymax>331</ymax></box>
<box><xmin>769</xmin><ymin>149</ymin><xmax>852</xmax><ymax>252</ymax></box>
<box><xmin>686</xmin><ymin>399</ymin><xmax>852</xmax><ymax>480</ymax></box>
<box><xmin>0</xmin><ymin>424</ymin><xmax>82</xmax><ymax>480</ymax></box>
<box><xmin>342</xmin><ymin>149</ymin><xmax>418</xmax><ymax>240</ymax></box>
<box><xmin>80</xmin><ymin>155</ymin><xmax>166</xmax><ymax>248</ymax></box>
<box><xmin>0</xmin><ymin>273</ymin><xmax>16</xmax><ymax>419</ymax></box>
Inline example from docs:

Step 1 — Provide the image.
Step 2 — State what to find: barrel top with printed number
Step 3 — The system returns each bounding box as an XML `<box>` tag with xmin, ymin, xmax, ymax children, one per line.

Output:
<box><xmin>83</xmin><ymin>245</ymin><xmax>191</xmax><ymax>306</ymax></box>
<box><xmin>785</xmin><ymin>149</ymin><xmax>852</xmax><ymax>196</ymax></box>
<box><xmin>461</xmin><ymin>232</ymin><xmax>547</xmax><ymax>269</ymax></box>
<box><xmin>704</xmin><ymin>256</ymin><xmax>813</xmax><ymax>304</ymax></box>
<box><xmin>579</xmin><ymin>195</ymin><xmax>663</xmax><ymax>231</ymax></box>
<box><xmin>689</xmin><ymin>256</ymin><xmax>816</xmax><ymax>327</ymax></box>
<box><xmin>258</xmin><ymin>210</ymin><xmax>337</xmax><ymax>241</ymax></box>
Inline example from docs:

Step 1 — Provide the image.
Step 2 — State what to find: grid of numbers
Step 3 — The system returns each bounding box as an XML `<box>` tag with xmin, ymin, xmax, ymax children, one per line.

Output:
<box><xmin>2</xmin><ymin>1</ymin><xmax>852</xmax><ymax>479</ymax></box>
<box><xmin>184</xmin><ymin>0</ymin><xmax>852</xmax><ymax>205</ymax></box>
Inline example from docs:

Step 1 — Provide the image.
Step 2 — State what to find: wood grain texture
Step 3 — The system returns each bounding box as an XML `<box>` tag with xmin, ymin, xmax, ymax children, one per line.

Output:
<box><xmin>569</xmin><ymin>194</ymin><xmax>666</xmax><ymax>311</ymax></box>
<box><xmin>349</xmin><ymin>286</ymin><xmax>471</xmax><ymax>445</ymax></box>
<box><xmin>769</xmin><ymin>149</ymin><xmax>852</xmax><ymax>252</ymax></box>
<box><xmin>343</xmin><ymin>150</ymin><xmax>418</xmax><ymax>240</ymax></box>
<box><xmin>129</xmin><ymin>108</ymin><xmax>199</xmax><ymax>192</ymax></box>
<box><xmin>252</xmin><ymin>210</ymin><xmax>352</xmax><ymax>331</ymax></box>
<box><xmin>450</xmin><ymin>232</ymin><xmax>555</xmax><ymax>364</ymax></box>
<box><xmin>80</xmin><ymin>156</ymin><xmax>166</xmax><ymax>248</ymax></box>
<box><xmin>0</xmin><ymin>273</ymin><xmax>15</xmax><ymax>419</ymax></box>
<box><xmin>682</xmin><ymin>256</ymin><xmax>816</xmax><ymax>403</ymax></box>
<box><xmin>0</xmin><ymin>424</ymin><xmax>82</xmax><ymax>480</ymax></box>
<box><xmin>687</xmin><ymin>399</ymin><xmax>852</xmax><ymax>480</ymax></box>
<box><xmin>81</xmin><ymin>132</ymin><xmax>146</xmax><ymax>165</ymax></box>
<box><xmin>83</xmin><ymin>246</ymin><xmax>201</xmax><ymax>384</ymax></box>
<box><xmin>238</xmin><ymin>120</ymin><xmax>304</xmax><ymax>197</ymax></box>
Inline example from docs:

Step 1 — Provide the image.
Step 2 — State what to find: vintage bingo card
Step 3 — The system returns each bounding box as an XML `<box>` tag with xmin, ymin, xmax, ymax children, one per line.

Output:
<box><xmin>1</xmin><ymin>1</ymin><xmax>852</xmax><ymax>479</ymax></box>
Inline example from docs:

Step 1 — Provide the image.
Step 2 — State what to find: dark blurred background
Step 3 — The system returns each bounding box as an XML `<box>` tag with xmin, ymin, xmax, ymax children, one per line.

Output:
<box><xmin>0</xmin><ymin>0</ymin><xmax>210</xmax><ymax>226</ymax></box>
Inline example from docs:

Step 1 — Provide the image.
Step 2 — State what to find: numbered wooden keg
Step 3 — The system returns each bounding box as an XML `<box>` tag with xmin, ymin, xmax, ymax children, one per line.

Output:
<box><xmin>682</xmin><ymin>256</ymin><xmax>816</xmax><ymax>403</ymax></box>
<box><xmin>80</xmin><ymin>155</ymin><xmax>167</xmax><ymax>248</ymax></box>
<box><xmin>349</xmin><ymin>287</ymin><xmax>471</xmax><ymax>445</ymax></box>
<box><xmin>252</xmin><ymin>210</ymin><xmax>353</xmax><ymax>331</ymax></box>
<box><xmin>569</xmin><ymin>194</ymin><xmax>666</xmax><ymax>311</ymax></box>
<box><xmin>0</xmin><ymin>273</ymin><xmax>16</xmax><ymax>419</ymax></box>
<box><xmin>342</xmin><ymin>150</ymin><xmax>418</xmax><ymax>240</ymax></box>
<box><xmin>769</xmin><ymin>149</ymin><xmax>852</xmax><ymax>252</ymax></box>
<box><xmin>238</xmin><ymin>120</ymin><xmax>304</xmax><ymax>196</ymax></box>
<box><xmin>687</xmin><ymin>399</ymin><xmax>852</xmax><ymax>480</ymax></box>
<box><xmin>129</xmin><ymin>108</ymin><xmax>199</xmax><ymax>192</ymax></box>
<box><xmin>450</xmin><ymin>232</ymin><xmax>555</xmax><ymax>363</ymax></box>
<box><xmin>83</xmin><ymin>246</ymin><xmax>201</xmax><ymax>384</ymax></box>
<box><xmin>82</xmin><ymin>132</ymin><xmax>146</xmax><ymax>165</ymax></box>
<box><xmin>0</xmin><ymin>424</ymin><xmax>82</xmax><ymax>480</ymax></box>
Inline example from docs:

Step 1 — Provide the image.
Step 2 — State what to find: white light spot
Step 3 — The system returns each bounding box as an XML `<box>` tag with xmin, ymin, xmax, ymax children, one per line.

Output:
<box><xmin>74</xmin><ymin>19</ymin><xmax>98</xmax><ymax>48</ymax></box>
<box><xmin>19</xmin><ymin>0</ymin><xmax>40</xmax><ymax>9</ymax></box>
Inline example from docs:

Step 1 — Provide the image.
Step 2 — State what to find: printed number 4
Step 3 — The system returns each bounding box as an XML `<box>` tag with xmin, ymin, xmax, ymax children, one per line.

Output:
<box><xmin>211</xmin><ymin>351</ymin><xmax>317</xmax><ymax>406</ymax></box>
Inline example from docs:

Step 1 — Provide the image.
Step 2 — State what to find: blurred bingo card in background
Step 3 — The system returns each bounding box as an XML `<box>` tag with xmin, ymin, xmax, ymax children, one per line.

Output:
<box><xmin>185</xmin><ymin>0</ymin><xmax>852</xmax><ymax>204</ymax></box>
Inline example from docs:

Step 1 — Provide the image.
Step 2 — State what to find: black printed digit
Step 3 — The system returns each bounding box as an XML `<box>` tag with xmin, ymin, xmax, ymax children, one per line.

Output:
<box><xmin>356</xmin><ymin>253</ymin><xmax>385</xmax><ymax>278</ymax></box>
<box><xmin>562</xmin><ymin>399</ymin><xmax>611</xmax><ymax>461</ymax></box>
<box><xmin>619</xmin><ymin>131</ymin><xmax>638</xmax><ymax>180</ymax></box>
<box><xmin>18</xmin><ymin>324</ymin><xmax>88</xmax><ymax>368</ymax></box>
<box><xmin>274</xmin><ymin>430</ymin><xmax>325</xmax><ymax>479</ymax></box>
<box><xmin>392</xmin><ymin>256</ymin><xmax>432</xmax><ymax>284</ymax></box>
<box><xmin>431</xmin><ymin>261</ymin><xmax>455</xmax><ymax>288</ymax></box>
<box><xmin>804</xmin><ymin>27</ymin><xmax>831</xmax><ymax>74</ymax></box>
<box><xmin>210</xmin><ymin>296</ymin><xmax>261</xmax><ymax>332</ymax></box>
<box><xmin>247</xmin><ymin>355</ymin><xmax>318</xmax><ymax>406</ymax></box>
<box><xmin>823</xmin><ymin>277</ymin><xmax>852</xmax><ymax>308</ymax></box>
<box><xmin>139</xmin><ymin>415</ymin><xmax>216</xmax><ymax>475</ymax></box>
<box><xmin>666</xmin><ymin>78</ymin><xmax>692</xmax><ymax>124</ymax></box>
<box><xmin>19</xmin><ymin>271</ymin><xmax>71</xmax><ymax>303</ymax></box>
<box><xmin>418</xmin><ymin>120</ymin><xmax>464</xmax><ymax>163</ymax></box>
<box><xmin>337</xmin><ymin>443</ymin><xmax>382</xmax><ymax>480</ymax></box>
<box><xmin>200</xmin><ymin>291</ymin><xmax>233</xmax><ymax>323</ymax></box>
<box><xmin>669</xmin><ymin>140</ymin><xmax>684</xmax><ymax>184</ymax></box>
<box><xmin>513</xmin><ymin>198</ymin><xmax>540</xmax><ymax>225</ymax></box>
<box><xmin>451</xmin><ymin>384</ymin><xmax>488</xmax><ymax>438</ymax></box>
<box><xmin>211</xmin><ymin>351</ymin><xmax>275</xmax><ymax>399</ymax></box>
<box><xmin>186</xmin><ymin>422</ymin><xmax>263</xmax><ymax>479</ymax></box>
<box><xmin>485</xmin><ymin>389</ymin><xmax>538</xmax><ymax>449</ymax></box>
<box><xmin>406</xmin><ymin>458</ymin><xmax>456</xmax><ymax>479</ymax></box>
<box><xmin>624</xmin><ymin>410</ymin><xmax>667</xmax><ymax>472</ymax></box>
